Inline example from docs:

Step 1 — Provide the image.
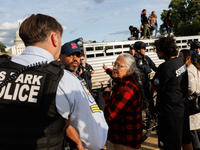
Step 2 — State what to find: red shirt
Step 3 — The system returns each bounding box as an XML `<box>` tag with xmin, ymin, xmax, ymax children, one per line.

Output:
<box><xmin>103</xmin><ymin>69</ymin><xmax>142</xmax><ymax>149</ymax></box>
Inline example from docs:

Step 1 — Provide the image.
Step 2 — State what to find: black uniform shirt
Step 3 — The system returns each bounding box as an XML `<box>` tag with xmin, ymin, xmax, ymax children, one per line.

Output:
<box><xmin>151</xmin><ymin>57</ymin><xmax>188</xmax><ymax>116</ymax></box>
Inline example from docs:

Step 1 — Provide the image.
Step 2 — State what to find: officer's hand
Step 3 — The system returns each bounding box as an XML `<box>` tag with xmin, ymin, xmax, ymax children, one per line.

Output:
<box><xmin>90</xmin><ymin>69</ymin><xmax>94</xmax><ymax>74</ymax></box>
<box><xmin>77</xmin><ymin>142</ymin><xmax>86</xmax><ymax>150</ymax></box>
<box><xmin>102</xmin><ymin>63</ymin><xmax>108</xmax><ymax>71</ymax></box>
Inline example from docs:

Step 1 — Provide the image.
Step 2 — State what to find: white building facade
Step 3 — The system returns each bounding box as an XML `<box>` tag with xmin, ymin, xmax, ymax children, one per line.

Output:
<box><xmin>5</xmin><ymin>30</ymin><xmax>25</xmax><ymax>56</ymax></box>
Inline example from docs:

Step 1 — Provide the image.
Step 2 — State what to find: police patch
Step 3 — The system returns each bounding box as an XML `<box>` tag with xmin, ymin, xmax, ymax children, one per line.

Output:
<box><xmin>154</xmin><ymin>78</ymin><xmax>160</xmax><ymax>85</ymax></box>
<box><xmin>80</xmin><ymin>82</ymin><xmax>95</xmax><ymax>103</ymax></box>
<box><xmin>0</xmin><ymin>69</ymin><xmax>46</xmax><ymax>107</ymax></box>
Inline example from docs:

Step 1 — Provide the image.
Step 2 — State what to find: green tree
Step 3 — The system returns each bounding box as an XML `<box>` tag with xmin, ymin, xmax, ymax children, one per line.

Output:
<box><xmin>160</xmin><ymin>0</ymin><xmax>200</xmax><ymax>36</ymax></box>
<box><xmin>0</xmin><ymin>42</ymin><xmax>7</xmax><ymax>53</ymax></box>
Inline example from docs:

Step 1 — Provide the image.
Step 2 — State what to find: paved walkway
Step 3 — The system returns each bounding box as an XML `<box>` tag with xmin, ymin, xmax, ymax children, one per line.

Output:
<box><xmin>141</xmin><ymin>131</ymin><xmax>159</xmax><ymax>150</ymax></box>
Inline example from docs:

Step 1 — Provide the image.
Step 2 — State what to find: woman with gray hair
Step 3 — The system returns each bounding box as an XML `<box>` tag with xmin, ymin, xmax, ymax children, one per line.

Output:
<box><xmin>102</xmin><ymin>53</ymin><xmax>144</xmax><ymax>150</ymax></box>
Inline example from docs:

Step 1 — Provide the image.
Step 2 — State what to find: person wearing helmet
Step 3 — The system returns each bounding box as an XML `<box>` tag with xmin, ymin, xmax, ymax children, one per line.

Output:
<box><xmin>190</xmin><ymin>41</ymin><xmax>200</xmax><ymax>56</ymax></box>
<box><xmin>190</xmin><ymin>41</ymin><xmax>200</xmax><ymax>64</ymax></box>
<box><xmin>133</xmin><ymin>41</ymin><xmax>157</xmax><ymax>110</ymax></box>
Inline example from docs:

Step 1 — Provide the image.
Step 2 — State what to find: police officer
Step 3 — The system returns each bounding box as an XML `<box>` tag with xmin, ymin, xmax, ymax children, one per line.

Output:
<box><xmin>0</xmin><ymin>14</ymin><xmax>108</xmax><ymax>150</ymax></box>
<box><xmin>59</xmin><ymin>40</ymin><xmax>89</xmax><ymax>150</ymax></box>
<box><xmin>129</xmin><ymin>44</ymin><xmax>136</xmax><ymax>56</ymax></box>
<box><xmin>78</xmin><ymin>55</ymin><xmax>94</xmax><ymax>92</ymax></box>
<box><xmin>189</xmin><ymin>41</ymin><xmax>200</xmax><ymax>63</ymax></box>
<box><xmin>133</xmin><ymin>41</ymin><xmax>157</xmax><ymax>109</ymax></box>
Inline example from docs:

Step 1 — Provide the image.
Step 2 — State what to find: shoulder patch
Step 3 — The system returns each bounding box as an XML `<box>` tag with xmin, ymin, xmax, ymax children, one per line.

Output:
<box><xmin>80</xmin><ymin>82</ymin><xmax>95</xmax><ymax>103</ymax></box>
<box><xmin>90</xmin><ymin>104</ymin><xmax>101</xmax><ymax>113</ymax></box>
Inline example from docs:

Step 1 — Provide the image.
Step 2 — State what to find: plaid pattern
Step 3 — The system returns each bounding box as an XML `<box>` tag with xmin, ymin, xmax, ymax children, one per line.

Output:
<box><xmin>103</xmin><ymin>69</ymin><xmax>142</xmax><ymax>149</ymax></box>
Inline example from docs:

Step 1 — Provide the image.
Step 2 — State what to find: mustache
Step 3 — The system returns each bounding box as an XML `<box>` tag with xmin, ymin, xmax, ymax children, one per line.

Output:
<box><xmin>70</xmin><ymin>60</ymin><xmax>79</xmax><ymax>65</ymax></box>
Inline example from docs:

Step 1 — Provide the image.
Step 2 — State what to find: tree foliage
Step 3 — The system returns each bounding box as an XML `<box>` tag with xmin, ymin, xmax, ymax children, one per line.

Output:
<box><xmin>0</xmin><ymin>42</ymin><xmax>7</xmax><ymax>53</ymax></box>
<box><xmin>160</xmin><ymin>0</ymin><xmax>200</xmax><ymax>36</ymax></box>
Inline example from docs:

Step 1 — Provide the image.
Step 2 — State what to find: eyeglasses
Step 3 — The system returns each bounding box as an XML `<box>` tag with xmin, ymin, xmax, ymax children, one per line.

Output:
<box><xmin>112</xmin><ymin>62</ymin><xmax>127</xmax><ymax>68</ymax></box>
<box><xmin>80</xmin><ymin>59</ymin><xmax>84</xmax><ymax>60</ymax></box>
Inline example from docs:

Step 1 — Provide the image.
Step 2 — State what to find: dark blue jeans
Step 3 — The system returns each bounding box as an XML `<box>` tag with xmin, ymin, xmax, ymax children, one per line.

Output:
<box><xmin>166</xmin><ymin>27</ymin><xmax>172</xmax><ymax>34</ymax></box>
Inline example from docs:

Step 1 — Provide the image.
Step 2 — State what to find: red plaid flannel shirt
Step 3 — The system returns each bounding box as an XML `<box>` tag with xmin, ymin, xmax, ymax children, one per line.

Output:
<box><xmin>103</xmin><ymin>69</ymin><xmax>142</xmax><ymax>149</ymax></box>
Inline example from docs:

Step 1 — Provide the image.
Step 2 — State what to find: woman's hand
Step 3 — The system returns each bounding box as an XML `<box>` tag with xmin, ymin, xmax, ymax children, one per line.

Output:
<box><xmin>102</xmin><ymin>63</ymin><xmax>108</xmax><ymax>71</ymax></box>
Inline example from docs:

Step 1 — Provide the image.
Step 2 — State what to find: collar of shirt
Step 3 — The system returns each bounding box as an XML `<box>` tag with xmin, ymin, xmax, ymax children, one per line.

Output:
<box><xmin>115</xmin><ymin>74</ymin><xmax>134</xmax><ymax>84</ymax></box>
<box><xmin>11</xmin><ymin>46</ymin><xmax>55</xmax><ymax>65</ymax></box>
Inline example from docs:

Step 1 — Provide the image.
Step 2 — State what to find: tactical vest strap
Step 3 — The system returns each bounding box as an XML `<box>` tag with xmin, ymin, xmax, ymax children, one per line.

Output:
<box><xmin>0</xmin><ymin>54</ymin><xmax>11</xmax><ymax>63</ymax></box>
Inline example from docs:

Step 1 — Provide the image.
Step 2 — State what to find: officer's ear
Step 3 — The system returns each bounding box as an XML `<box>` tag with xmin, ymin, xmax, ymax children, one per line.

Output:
<box><xmin>51</xmin><ymin>32</ymin><xmax>60</xmax><ymax>48</ymax></box>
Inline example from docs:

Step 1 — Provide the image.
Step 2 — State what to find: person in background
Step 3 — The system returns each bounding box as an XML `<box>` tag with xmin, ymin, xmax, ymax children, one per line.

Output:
<box><xmin>133</xmin><ymin>41</ymin><xmax>157</xmax><ymax>111</ymax></box>
<box><xmin>164</xmin><ymin>11</ymin><xmax>174</xmax><ymax>35</ymax></box>
<box><xmin>148</xmin><ymin>11</ymin><xmax>158</xmax><ymax>38</ymax></box>
<box><xmin>128</xmin><ymin>25</ymin><xmax>139</xmax><ymax>40</ymax></box>
<box><xmin>129</xmin><ymin>44</ymin><xmax>136</xmax><ymax>56</ymax></box>
<box><xmin>78</xmin><ymin>55</ymin><xmax>94</xmax><ymax>92</ymax></box>
<box><xmin>149</xmin><ymin>21</ymin><xmax>155</xmax><ymax>38</ymax></box>
<box><xmin>0</xmin><ymin>13</ymin><xmax>108</xmax><ymax>150</ymax></box>
<box><xmin>189</xmin><ymin>41</ymin><xmax>200</xmax><ymax>63</ymax></box>
<box><xmin>141</xmin><ymin>9</ymin><xmax>151</xmax><ymax>39</ymax></box>
<box><xmin>179</xmin><ymin>49</ymin><xmax>200</xmax><ymax>150</ymax></box>
<box><xmin>139</xmin><ymin>24</ymin><xmax>144</xmax><ymax>40</ymax></box>
<box><xmin>150</xmin><ymin>36</ymin><xmax>188</xmax><ymax>150</ymax></box>
<box><xmin>102</xmin><ymin>53</ymin><xmax>144</xmax><ymax>150</ymax></box>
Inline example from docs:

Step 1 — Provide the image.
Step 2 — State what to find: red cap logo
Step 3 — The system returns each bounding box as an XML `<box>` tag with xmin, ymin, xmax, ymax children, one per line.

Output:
<box><xmin>71</xmin><ymin>43</ymin><xmax>77</xmax><ymax>49</ymax></box>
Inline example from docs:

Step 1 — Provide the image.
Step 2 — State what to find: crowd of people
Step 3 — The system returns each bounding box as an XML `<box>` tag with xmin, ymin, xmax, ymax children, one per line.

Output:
<box><xmin>0</xmin><ymin>12</ymin><xmax>200</xmax><ymax>150</ymax></box>
<box><xmin>128</xmin><ymin>9</ymin><xmax>174</xmax><ymax>40</ymax></box>
<box><xmin>103</xmin><ymin>37</ymin><xmax>200</xmax><ymax>150</ymax></box>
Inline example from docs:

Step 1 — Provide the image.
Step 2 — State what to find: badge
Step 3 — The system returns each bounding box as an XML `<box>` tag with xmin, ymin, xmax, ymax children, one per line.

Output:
<box><xmin>80</xmin><ymin>82</ymin><xmax>95</xmax><ymax>103</ymax></box>
<box><xmin>159</xmin><ymin>141</ymin><xmax>164</xmax><ymax>147</ymax></box>
<box><xmin>154</xmin><ymin>78</ymin><xmax>160</xmax><ymax>85</ymax></box>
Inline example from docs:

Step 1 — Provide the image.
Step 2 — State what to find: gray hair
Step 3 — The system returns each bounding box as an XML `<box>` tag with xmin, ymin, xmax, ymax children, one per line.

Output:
<box><xmin>118</xmin><ymin>53</ymin><xmax>138</xmax><ymax>75</ymax></box>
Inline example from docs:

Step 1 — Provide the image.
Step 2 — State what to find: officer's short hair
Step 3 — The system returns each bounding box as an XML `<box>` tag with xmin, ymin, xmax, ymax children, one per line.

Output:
<box><xmin>19</xmin><ymin>14</ymin><xmax>63</xmax><ymax>46</ymax></box>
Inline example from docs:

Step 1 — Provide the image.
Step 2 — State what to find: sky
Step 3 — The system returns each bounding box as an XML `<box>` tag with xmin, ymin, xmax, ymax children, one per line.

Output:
<box><xmin>0</xmin><ymin>0</ymin><xmax>171</xmax><ymax>47</ymax></box>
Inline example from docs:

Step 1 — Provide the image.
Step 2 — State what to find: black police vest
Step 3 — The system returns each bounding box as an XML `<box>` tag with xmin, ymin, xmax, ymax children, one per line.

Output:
<box><xmin>79</xmin><ymin>64</ymin><xmax>92</xmax><ymax>80</ymax></box>
<box><xmin>0</xmin><ymin>55</ymin><xmax>66</xmax><ymax>150</ymax></box>
<box><xmin>134</xmin><ymin>56</ymin><xmax>151</xmax><ymax>84</ymax></box>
